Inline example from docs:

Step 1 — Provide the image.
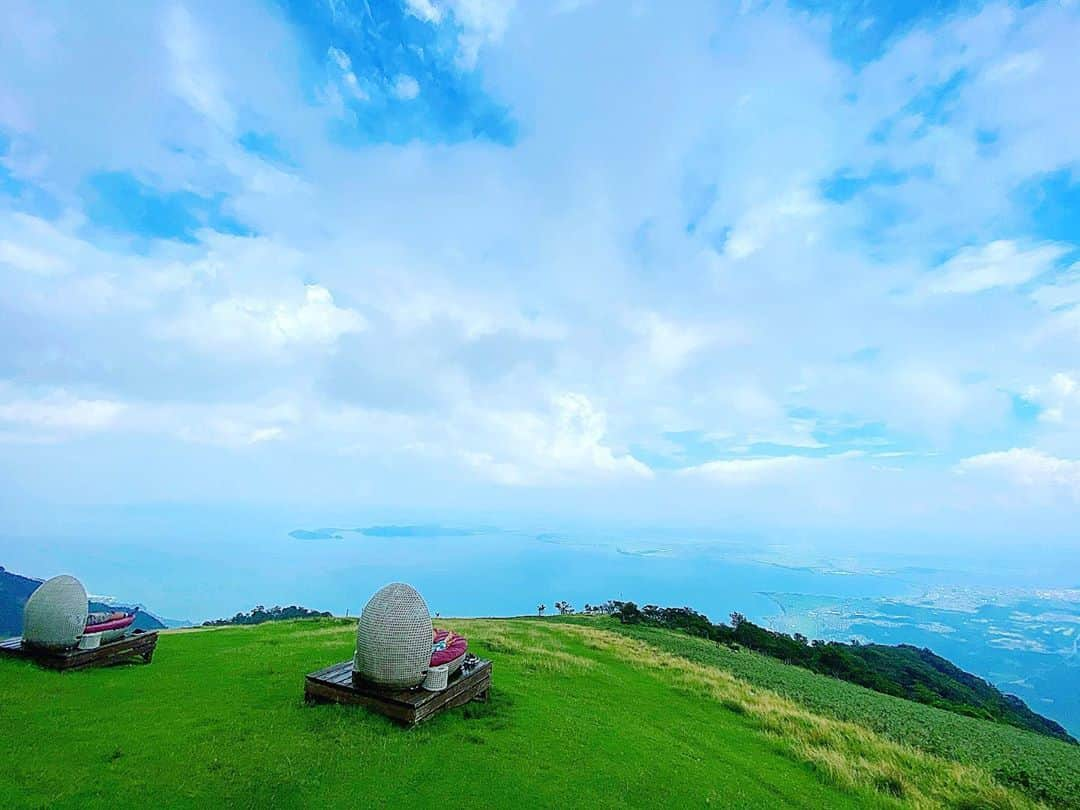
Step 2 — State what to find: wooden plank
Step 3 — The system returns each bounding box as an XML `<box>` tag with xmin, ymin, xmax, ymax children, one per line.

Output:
<box><xmin>0</xmin><ymin>632</ymin><xmax>158</xmax><ymax>671</ymax></box>
<box><xmin>305</xmin><ymin>680</ymin><xmax>416</xmax><ymax>723</ymax></box>
<box><xmin>305</xmin><ymin>659</ymin><xmax>492</xmax><ymax>726</ymax></box>
<box><xmin>329</xmin><ymin>666</ymin><xmax>354</xmax><ymax>687</ymax></box>
<box><xmin>308</xmin><ymin>660</ymin><xmax>351</xmax><ymax>681</ymax></box>
<box><xmin>63</xmin><ymin>633</ymin><xmax>157</xmax><ymax>671</ymax></box>
<box><xmin>413</xmin><ymin>670</ymin><xmax>491</xmax><ymax>724</ymax></box>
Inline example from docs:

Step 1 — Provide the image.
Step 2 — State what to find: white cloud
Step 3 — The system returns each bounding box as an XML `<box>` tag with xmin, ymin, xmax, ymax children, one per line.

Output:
<box><xmin>554</xmin><ymin>0</ymin><xmax>597</xmax><ymax>12</ymax></box>
<box><xmin>368</xmin><ymin>268</ymin><xmax>567</xmax><ymax>341</ymax></box>
<box><xmin>163</xmin><ymin>5</ymin><xmax>234</xmax><ymax>132</ymax></box>
<box><xmin>462</xmin><ymin>393</ymin><xmax>653</xmax><ymax>485</ymax></box>
<box><xmin>393</xmin><ymin>74</ymin><xmax>420</xmax><ymax>101</ymax></box>
<box><xmin>376</xmin><ymin>0</ymin><xmax>517</xmax><ymax>70</ymax></box>
<box><xmin>892</xmin><ymin>367</ymin><xmax>974</xmax><ymax>424</ymax></box>
<box><xmin>176</xmin><ymin>419</ymin><xmax>285</xmax><ymax>448</ymax></box>
<box><xmin>445</xmin><ymin>0</ymin><xmax>516</xmax><ymax>69</ymax></box>
<box><xmin>631</xmin><ymin>312</ymin><xmax>742</xmax><ymax>376</ymax></box>
<box><xmin>6</xmin><ymin>0</ymin><xmax>1080</xmax><ymax>531</ymax></box>
<box><xmin>723</xmin><ymin>188</ymin><xmax>825</xmax><ymax>261</ymax></box>
<box><xmin>0</xmin><ymin>385</ymin><xmax>303</xmax><ymax>448</ymax></box>
<box><xmin>327</xmin><ymin>46</ymin><xmax>367</xmax><ymax>101</ymax></box>
<box><xmin>925</xmin><ymin>241</ymin><xmax>1068</xmax><ymax>294</ymax></box>
<box><xmin>1025</xmin><ymin>372</ymin><xmax>1080</xmax><ymax>425</ymax></box>
<box><xmin>984</xmin><ymin>51</ymin><xmax>1043</xmax><ymax>83</ymax></box>
<box><xmin>679</xmin><ymin>454</ymin><xmax>819</xmax><ymax>484</ymax></box>
<box><xmin>0</xmin><ymin>391</ymin><xmax>125</xmax><ymax>431</ymax></box>
<box><xmin>955</xmin><ymin>448</ymin><xmax>1080</xmax><ymax>500</ymax></box>
<box><xmin>0</xmin><ymin>240</ymin><xmax>64</xmax><ymax>274</ymax></box>
<box><xmin>165</xmin><ymin>284</ymin><xmax>367</xmax><ymax>353</ymax></box>
<box><xmin>1030</xmin><ymin>266</ymin><xmax>1080</xmax><ymax>345</ymax></box>
<box><xmin>327</xmin><ymin>46</ymin><xmax>351</xmax><ymax>72</ymax></box>
<box><xmin>1030</xmin><ymin>266</ymin><xmax>1080</xmax><ymax>310</ymax></box>
<box><xmin>405</xmin><ymin>0</ymin><xmax>442</xmax><ymax>24</ymax></box>
<box><xmin>133</xmin><ymin>400</ymin><xmax>298</xmax><ymax>450</ymax></box>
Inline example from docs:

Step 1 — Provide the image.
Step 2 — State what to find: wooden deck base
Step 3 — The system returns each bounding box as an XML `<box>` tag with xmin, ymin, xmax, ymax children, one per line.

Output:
<box><xmin>305</xmin><ymin>658</ymin><xmax>491</xmax><ymax>726</ymax></box>
<box><xmin>0</xmin><ymin>631</ymin><xmax>158</xmax><ymax>671</ymax></box>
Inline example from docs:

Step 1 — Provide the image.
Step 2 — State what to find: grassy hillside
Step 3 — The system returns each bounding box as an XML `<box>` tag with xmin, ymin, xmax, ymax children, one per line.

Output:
<box><xmin>0</xmin><ymin>618</ymin><xmax>1073</xmax><ymax>808</ymax></box>
<box><xmin>592</xmin><ymin>602</ymin><xmax>1074</xmax><ymax>742</ymax></box>
<box><xmin>839</xmin><ymin>643</ymin><xmax>1072</xmax><ymax>741</ymax></box>
<box><xmin>560</xmin><ymin>617</ymin><xmax>1080</xmax><ymax>808</ymax></box>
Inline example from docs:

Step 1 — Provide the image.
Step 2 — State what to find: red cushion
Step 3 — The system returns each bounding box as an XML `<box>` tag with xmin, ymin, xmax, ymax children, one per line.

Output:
<box><xmin>430</xmin><ymin>628</ymin><xmax>467</xmax><ymax>667</ymax></box>
<box><xmin>85</xmin><ymin>613</ymin><xmax>135</xmax><ymax>634</ymax></box>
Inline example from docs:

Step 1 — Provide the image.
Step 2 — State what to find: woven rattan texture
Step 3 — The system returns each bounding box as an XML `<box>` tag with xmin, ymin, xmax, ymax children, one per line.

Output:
<box><xmin>353</xmin><ymin>583</ymin><xmax>433</xmax><ymax>688</ymax></box>
<box><xmin>23</xmin><ymin>575</ymin><xmax>88</xmax><ymax>650</ymax></box>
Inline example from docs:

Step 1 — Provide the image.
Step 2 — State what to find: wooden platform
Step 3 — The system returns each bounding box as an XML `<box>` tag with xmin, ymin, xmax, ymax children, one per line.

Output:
<box><xmin>305</xmin><ymin>659</ymin><xmax>491</xmax><ymax>726</ymax></box>
<box><xmin>0</xmin><ymin>631</ymin><xmax>158</xmax><ymax>671</ymax></box>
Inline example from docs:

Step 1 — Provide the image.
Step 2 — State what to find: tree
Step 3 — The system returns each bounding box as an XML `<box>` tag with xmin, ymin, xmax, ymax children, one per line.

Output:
<box><xmin>537</xmin><ymin>603</ymin><xmax>546</xmax><ymax>617</ymax></box>
<box><xmin>616</xmin><ymin>601</ymin><xmax>643</xmax><ymax>624</ymax></box>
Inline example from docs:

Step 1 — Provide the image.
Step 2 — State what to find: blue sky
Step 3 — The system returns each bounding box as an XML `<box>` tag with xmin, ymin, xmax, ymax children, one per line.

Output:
<box><xmin>2</xmin><ymin>0</ymin><xmax>1080</xmax><ymax>549</ymax></box>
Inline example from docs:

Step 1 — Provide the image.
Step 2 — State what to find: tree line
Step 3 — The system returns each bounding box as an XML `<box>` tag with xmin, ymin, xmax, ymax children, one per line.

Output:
<box><xmin>202</xmin><ymin>604</ymin><xmax>332</xmax><ymax>627</ymax></box>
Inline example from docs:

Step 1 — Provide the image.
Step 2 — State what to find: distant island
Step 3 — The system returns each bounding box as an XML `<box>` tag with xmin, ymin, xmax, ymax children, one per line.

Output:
<box><xmin>289</xmin><ymin>524</ymin><xmax>484</xmax><ymax>540</ymax></box>
<box><xmin>288</xmin><ymin>528</ymin><xmax>346</xmax><ymax>540</ymax></box>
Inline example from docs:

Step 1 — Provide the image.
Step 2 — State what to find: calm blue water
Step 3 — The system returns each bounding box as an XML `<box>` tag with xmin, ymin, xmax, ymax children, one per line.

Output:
<box><xmin>4</xmin><ymin>523</ymin><xmax>918</xmax><ymax>624</ymax></box>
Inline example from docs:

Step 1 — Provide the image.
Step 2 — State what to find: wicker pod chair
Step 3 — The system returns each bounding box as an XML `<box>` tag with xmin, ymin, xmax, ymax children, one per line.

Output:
<box><xmin>23</xmin><ymin>575</ymin><xmax>88</xmax><ymax>650</ymax></box>
<box><xmin>353</xmin><ymin>583</ymin><xmax>433</xmax><ymax>689</ymax></box>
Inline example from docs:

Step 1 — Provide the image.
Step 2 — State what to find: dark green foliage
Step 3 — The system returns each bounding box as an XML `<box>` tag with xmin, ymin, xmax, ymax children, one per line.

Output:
<box><xmin>589</xmin><ymin>599</ymin><xmax>1075</xmax><ymax>744</ymax></box>
<box><xmin>201</xmin><ymin>604</ymin><xmax>332</xmax><ymax>627</ymax></box>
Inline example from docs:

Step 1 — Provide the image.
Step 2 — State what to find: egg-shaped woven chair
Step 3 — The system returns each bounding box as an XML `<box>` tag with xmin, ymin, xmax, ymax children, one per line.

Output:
<box><xmin>353</xmin><ymin>583</ymin><xmax>433</xmax><ymax>688</ymax></box>
<box><xmin>23</xmin><ymin>574</ymin><xmax>88</xmax><ymax>650</ymax></box>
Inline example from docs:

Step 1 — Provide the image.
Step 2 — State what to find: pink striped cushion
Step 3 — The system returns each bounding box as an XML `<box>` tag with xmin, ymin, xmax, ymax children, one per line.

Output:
<box><xmin>430</xmin><ymin>628</ymin><xmax>467</xmax><ymax>667</ymax></box>
<box><xmin>85</xmin><ymin>613</ymin><xmax>135</xmax><ymax>635</ymax></box>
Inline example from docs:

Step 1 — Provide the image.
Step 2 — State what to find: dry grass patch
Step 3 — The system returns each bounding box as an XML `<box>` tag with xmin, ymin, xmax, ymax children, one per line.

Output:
<box><xmin>457</xmin><ymin>620</ymin><xmax>595</xmax><ymax>674</ymax></box>
<box><xmin>562</xmin><ymin>623</ymin><xmax>1040</xmax><ymax>809</ymax></box>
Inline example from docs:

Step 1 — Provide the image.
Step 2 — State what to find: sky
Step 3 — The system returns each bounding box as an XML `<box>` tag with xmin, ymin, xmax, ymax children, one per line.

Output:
<box><xmin>2</xmin><ymin>0</ymin><xmax>1080</xmax><ymax>550</ymax></box>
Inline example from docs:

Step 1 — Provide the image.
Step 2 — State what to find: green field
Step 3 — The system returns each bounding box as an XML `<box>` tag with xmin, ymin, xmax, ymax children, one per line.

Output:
<box><xmin>0</xmin><ymin>617</ymin><xmax>1073</xmax><ymax>808</ymax></box>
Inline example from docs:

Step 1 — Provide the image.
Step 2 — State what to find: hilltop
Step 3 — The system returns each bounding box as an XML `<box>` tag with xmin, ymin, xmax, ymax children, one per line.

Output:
<box><xmin>1</xmin><ymin>617</ymin><xmax>1078</xmax><ymax>808</ymax></box>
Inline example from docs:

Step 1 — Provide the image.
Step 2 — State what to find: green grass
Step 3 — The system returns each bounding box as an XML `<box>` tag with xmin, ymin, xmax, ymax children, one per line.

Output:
<box><xmin>0</xmin><ymin>618</ymin><xmax>1063</xmax><ymax>808</ymax></box>
<box><xmin>557</xmin><ymin>617</ymin><xmax>1080</xmax><ymax>809</ymax></box>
